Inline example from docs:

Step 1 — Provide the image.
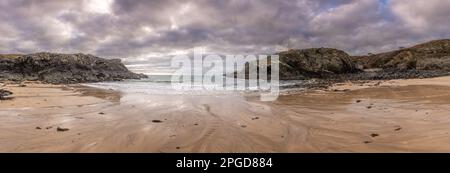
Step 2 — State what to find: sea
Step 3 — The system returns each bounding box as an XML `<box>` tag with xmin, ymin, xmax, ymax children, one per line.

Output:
<box><xmin>84</xmin><ymin>74</ymin><xmax>308</xmax><ymax>96</ymax></box>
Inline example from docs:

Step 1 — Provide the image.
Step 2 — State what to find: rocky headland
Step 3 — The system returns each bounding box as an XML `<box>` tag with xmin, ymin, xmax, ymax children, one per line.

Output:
<box><xmin>0</xmin><ymin>52</ymin><xmax>146</xmax><ymax>84</ymax></box>
<box><xmin>252</xmin><ymin>39</ymin><xmax>450</xmax><ymax>88</ymax></box>
<box><xmin>348</xmin><ymin>39</ymin><xmax>450</xmax><ymax>80</ymax></box>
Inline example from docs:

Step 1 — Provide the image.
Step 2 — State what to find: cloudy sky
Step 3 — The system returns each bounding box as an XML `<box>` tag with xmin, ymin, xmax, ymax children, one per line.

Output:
<box><xmin>1</xmin><ymin>0</ymin><xmax>450</xmax><ymax>61</ymax></box>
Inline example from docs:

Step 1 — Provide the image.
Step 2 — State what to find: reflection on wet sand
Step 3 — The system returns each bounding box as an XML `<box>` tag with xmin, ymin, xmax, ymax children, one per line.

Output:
<box><xmin>2</xmin><ymin>78</ymin><xmax>450</xmax><ymax>152</ymax></box>
<box><xmin>269</xmin><ymin>84</ymin><xmax>450</xmax><ymax>152</ymax></box>
<box><xmin>64</xmin><ymin>85</ymin><xmax>122</xmax><ymax>103</ymax></box>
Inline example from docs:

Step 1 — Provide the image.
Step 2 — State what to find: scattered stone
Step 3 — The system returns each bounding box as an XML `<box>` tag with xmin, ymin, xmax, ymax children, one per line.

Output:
<box><xmin>395</xmin><ymin>127</ymin><xmax>402</xmax><ymax>131</ymax></box>
<box><xmin>98</xmin><ymin>112</ymin><xmax>105</xmax><ymax>115</ymax></box>
<box><xmin>356</xmin><ymin>100</ymin><xmax>362</xmax><ymax>103</ymax></box>
<box><xmin>18</xmin><ymin>84</ymin><xmax>26</xmax><ymax>87</ymax></box>
<box><xmin>194</xmin><ymin>123</ymin><xmax>198</xmax><ymax>126</ymax></box>
<box><xmin>332</xmin><ymin>89</ymin><xmax>350</xmax><ymax>92</ymax></box>
<box><xmin>363</xmin><ymin>141</ymin><xmax>373</xmax><ymax>144</ymax></box>
<box><xmin>46</xmin><ymin>126</ymin><xmax>53</xmax><ymax>129</ymax></box>
<box><xmin>367</xmin><ymin>105</ymin><xmax>372</xmax><ymax>109</ymax></box>
<box><xmin>56</xmin><ymin>127</ymin><xmax>70</xmax><ymax>132</ymax></box>
<box><xmin>36</xmin><ymin>127</ymin><xmax>42</xmax><ymax>130</ymax></box>
<box><xmin>0</xmin><ymin>89</ymin><xmax>13</xmax><ymax>100</ymax></box>
<box><xmin>241</xmin><ymin>125</ymin><xmax>247</xmax><ymax>128</ymax></box>
<box><xmin>251</xmin><ymin>117</ymin><xmax>260</xmax><ymax>120</ymax></box>
<box><xmin>370</xmin><ymin>133</ymin><xmax>379</xmax><ymax>138</ymax></box>
<box><xmin>152</xmin><ymin>120</ymin><xmax>163</xmax><ymax>123</ymax></box>
<box><xmin>176</xmin><ymin>147</ymin><xmax>181</xmax><ymax>150</ymax></box>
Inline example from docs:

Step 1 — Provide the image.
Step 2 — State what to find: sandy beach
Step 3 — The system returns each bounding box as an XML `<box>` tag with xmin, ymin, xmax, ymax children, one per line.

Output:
<box><xmin>2</xmin><ymin>77</ymin><xmax>450</xmax><ymax>152</ymax></box>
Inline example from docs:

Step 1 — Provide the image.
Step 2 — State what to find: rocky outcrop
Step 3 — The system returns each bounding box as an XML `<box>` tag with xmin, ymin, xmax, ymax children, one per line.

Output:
<box><xmin>344</xmin><ymin>39</ymin><xmax>450</xmax><ymax>80</ymax></box>
<box><xmin>277</xmin><ymin>48</ymin><xmax>360</xmax><ymax>79</ymax></box>
<box><xmin>0</xmin><ymin>53</ymin><xmax>147</xmax><ymax>84</ymax></box>
<box><xmin>232</xmin><ymin>48</ymin><xmax>361</xmax><ymax>80</ymax></box>
<box><xmin>354</xmin><ymin>39</ymin><xmax>450</xmax><ymax>71</ymax></box>
<box><xmin>231</xmin><ymin>39</ymin><xmax>450</xmax><ymax>89</ymax></box>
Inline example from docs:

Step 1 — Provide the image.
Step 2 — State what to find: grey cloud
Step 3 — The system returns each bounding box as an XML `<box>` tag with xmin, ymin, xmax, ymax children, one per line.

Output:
<box><xmin>0</xmin><ymin>0</ymin><xmax>450</xmax><ymax>59</ymax></box>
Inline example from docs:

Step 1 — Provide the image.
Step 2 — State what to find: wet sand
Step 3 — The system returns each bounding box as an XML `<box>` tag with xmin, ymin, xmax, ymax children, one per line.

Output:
<box><xmin>2</xmin><ymin>77</ymin><xmax>450</xmax><ymax>152</ymax></box>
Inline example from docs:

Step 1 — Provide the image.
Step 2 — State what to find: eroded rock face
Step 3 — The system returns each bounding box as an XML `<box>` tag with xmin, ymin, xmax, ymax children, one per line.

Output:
<box><xmin>355</xmin><ymin>39</ymin><xmax>450</xmax><ymax>71</ymax></box>
<box><xmin>0</xmin><ymin>53</ymin><xmax>147</xmax><ymax>84</ymax></box>
<box><xmin>277</xmin><ymin>48</ymin><xmax>360</xmax><ymax>80</ymax></box>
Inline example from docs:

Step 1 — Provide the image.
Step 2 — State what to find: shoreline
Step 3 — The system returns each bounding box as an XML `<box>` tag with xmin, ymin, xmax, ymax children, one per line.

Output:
<box><xmin>2</xmin><ymin>77</ymin><xmax>450</xmax><ymax>152</ymax></box>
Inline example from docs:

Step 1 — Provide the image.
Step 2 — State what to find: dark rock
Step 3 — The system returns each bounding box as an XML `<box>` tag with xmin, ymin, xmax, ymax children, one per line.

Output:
<box><xmin>36</xmin><ymin>127</ymin><xmax>42</xmax><ymax>130</ymax></box>
<box><xmin>354</xmin><ymin>39</ymin><xmax>450</xmax><ymax>71</ymax></box>
<box><xmin>0</xmin><ymin>53</ymin><xmax>147</xmax><ymax>84</ymax></box>
<box><xmin>370</xmin><ymin>133</ymin><xmax>379</xmax><ymax>138</ymax></box>
<box><xmin>228</xmin><ymin>40</ymin><xmax>450</xmax><ymax>90</ymax></box>
<box><xmin>251</xmin><ymin>117</ymin><xmax>260</xmax><ymax>120</ymax></box>
<box><xmin>348</xmin><ymin>39</ymin><xmax>450</xmax><ymax>81</ymax></box>
<box><xmin>56</xmin><ymin>126</ymin><xmax>70</xmax><ymax>132</ymax></box>
<box><xmin>333</xmin><ymin>89</ymin><xmax>351</xmax><ymax>92</ymax></box>
<box><xmin>0</xmin><ymin>89</ymin><xmax>13</xmax><ymax>100</ymax></box>
<box><xmin>233</xmin><ymin>48</ymin><xmax>361</xmax><ymax>80</ymax></box>
<box><xmin>356</xmin><ymin>100</ymin><xmax>362</xmax><ymax>103</ymax></box>
<box><xmin>98</xmin><ymin>112</ymin><xmax>105</xmax><ymax>115</ymax></box>
<box><xmin>367</xmin><ymin>105</ymin><xmax>372</xmax><ymax>109</ymax></box>
<box><xmin>152</xmin><ymin>120</ymin><xmax>163</xmax><ymax>123</ymax></box>
<box><xmin>277</xmin><ymin>48</ymin><xmax>360</xmax><ymax>80</ymax></box>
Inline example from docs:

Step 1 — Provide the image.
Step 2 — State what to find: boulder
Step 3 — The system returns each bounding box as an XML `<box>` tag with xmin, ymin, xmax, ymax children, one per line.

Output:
<box><xmin>0</xmin><ymin>89</ymin><xmax>12</xmax><ymax>100</ymax></box>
